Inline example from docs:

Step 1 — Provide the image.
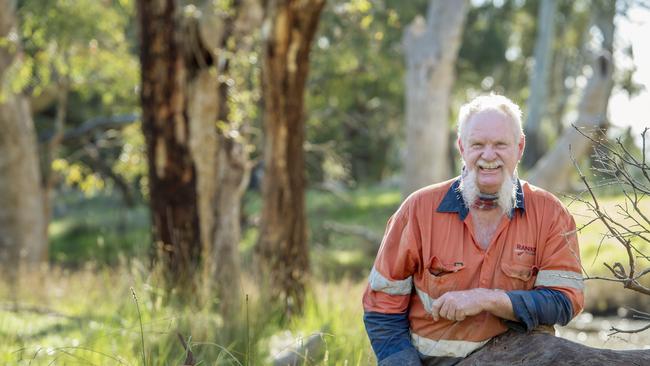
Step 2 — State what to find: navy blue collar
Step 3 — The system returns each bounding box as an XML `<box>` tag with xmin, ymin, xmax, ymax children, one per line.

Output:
<box><xmin>436</xmin><ymin>177</ymin><xmax>525</xmax><ymax>221</ymax></box>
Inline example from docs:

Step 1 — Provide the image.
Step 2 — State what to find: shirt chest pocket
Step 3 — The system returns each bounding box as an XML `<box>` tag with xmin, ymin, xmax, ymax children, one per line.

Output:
<box><xmin>499</xmin><ymin>261</ymin><xmax>538</xmax><ymax>291</ymax></box>
<box><xmin>422</xmin><ymin>256</ymin><xmax>466</xmax><ymax>300</ymax></box>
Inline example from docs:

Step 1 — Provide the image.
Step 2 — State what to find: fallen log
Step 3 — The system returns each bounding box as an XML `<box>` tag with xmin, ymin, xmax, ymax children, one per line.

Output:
<box><xmin>458</xmin><ymin>330</ymin><xmax>650</xmax><ymax>366</ymax></box>
<box><xmin>272</xmin><ymin>332</ymin><xmax>325</xmax><ymax>366</ymax></box>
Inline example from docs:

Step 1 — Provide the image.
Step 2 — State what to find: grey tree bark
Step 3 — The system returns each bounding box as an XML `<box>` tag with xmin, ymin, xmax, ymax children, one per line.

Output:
<box><xmin>522</xmin><ymin>0</ymin><xmax>557</xmax><ymax>168</ymax></box>
<box><xmin>0</xmin><ymin>0</ymin><xmax>48</xmax><ymax>279</ymax></box>
<box><xmin>190</xmin><ymin>0</ymin><xmax>260</xmax><ymax>322</ymax></box>
<box><xmin>185</xmin><ymin>0</ymin><xmax>259</xmax><ymax>321</ymax></box>
<box><xmin>401</xmin><ymin>0</ymin><xmax>469</xmax><ymax>197</ymax></box>
<box><xmin>527</xmin><ymin>52</ymin><xmax>613</xmax><ymax>192</ymax></box>
<box><xmin>527</xmin><ymin>1</ymin><xmax>616</xmax><ymax>193</ymax></box>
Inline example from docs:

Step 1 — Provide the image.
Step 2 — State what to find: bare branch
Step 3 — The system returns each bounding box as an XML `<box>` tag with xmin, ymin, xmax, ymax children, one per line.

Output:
<box><xmin>571</xmin><ymin>148</ymin><xmax>637</xmax><ymax>278</ymax></box>
<box><xmin>634</xmin><ymin>267</ymin><xmax>650</xmax><ymax>281</ymax></box>
<box><xmin>39</xmin><ymin>114</ymin><xmax>140</xmax><ymax>144</ymax></box>
<box><xmin>610</xmin><ymin>322</ymin><xmax>650</xmax><ymax>335</ymax></box>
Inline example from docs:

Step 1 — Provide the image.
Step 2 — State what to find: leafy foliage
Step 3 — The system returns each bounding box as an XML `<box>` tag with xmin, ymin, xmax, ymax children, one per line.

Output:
<box><xmin>18</xmin><ymin>0</ymin><xmax>140</xmax><ymax>198</ymax></box>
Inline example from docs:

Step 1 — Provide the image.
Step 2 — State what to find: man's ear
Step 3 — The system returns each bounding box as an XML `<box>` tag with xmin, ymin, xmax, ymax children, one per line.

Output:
<box><xmin>457</xmin><ymin>138</ymin><xmax>464</xmax><ymax>155</ymax></box>
<box><xmin>518</xmin><ymin>134</ymin><xmax>526</xmax><ymax>160</ymax></box>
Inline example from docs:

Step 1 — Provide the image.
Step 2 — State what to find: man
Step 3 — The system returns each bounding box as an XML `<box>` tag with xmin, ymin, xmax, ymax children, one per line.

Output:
<box><xmin>363</xmin><ymin>94</ymin><xmax>584</xmax><ymax>365</ymax></box>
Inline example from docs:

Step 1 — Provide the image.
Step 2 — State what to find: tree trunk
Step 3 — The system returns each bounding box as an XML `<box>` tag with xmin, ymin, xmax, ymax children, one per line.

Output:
<box><xmin>212</xmin><ymin>131</ymin><xmax>250</xmax><ymax>318</ymax></box>
<box><xmin>256</xmin><ymin>0</ymin><xmax>325</xmax><ymax>316</ymax></box>
<box><xmin>0</xmin><ymin>0</ymin><xmax>47</xmax><ymax>279</ymax></box>
<box><xmin>138</xmin><ymin>0</ymin><xmax>202</xmax><ymax>289</ymax></box>
<box><xmin>457</xmin><ymin>330</ymin><xmax>650</xmax><ymax>365</ymax></box>
<box><xmin>401</xmin><ymin>0</ymin><xmax>468</xmax><ymax>197</ymax></box>
<box><xmin>139</xmin><ymin>0</ymin><xmax>257</xmax><ymax>302</ymax></box>
<box><xmin>189</xmin><ymin>0</ymin><xmax>259</xmax><ymax>321</ymax></box>
<box><xmin>187</xmin><ymin>64</ymin><xmax>249</xmax><ymax>319</ymax></box>
<box><xmin>527</xmin><ymin>1</ymin><xmax>616</xmax><ymax>193</ymax></box>
<box><xmin>522</xmin><ymin>0</ymin><xmax>557</xmax><ymax>169</ymax></box>
<box><xmin>527</xmin><ymin>52</ymin><xmax>614</xmax><ymax>193</ymax></box>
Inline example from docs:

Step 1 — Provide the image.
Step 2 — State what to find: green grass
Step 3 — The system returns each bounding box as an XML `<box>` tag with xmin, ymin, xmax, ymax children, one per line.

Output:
<box><xmin>0</xmin><ymin>267</ymin><xmax>375</xmax><ymax>365</ymax></box>
<box><xmin>566</xmin><ymin>193</ymin><xmax>650</xmax><ymax>275</ymax></box>
<box><xmin>49</xmin><ymin>192</ymin><xmax>150</xmax><ymax>266</ymax></box>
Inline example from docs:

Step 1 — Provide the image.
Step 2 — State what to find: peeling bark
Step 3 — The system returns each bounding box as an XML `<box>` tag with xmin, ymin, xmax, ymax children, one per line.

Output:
<box><xmin>187</xmin><ymin>0</ymin><xmax>259</xmax><ymax>320</ymax></box>
<box><xmin>138</xmin><ymin>0</ymin><xmax>201</xmax><ymax>288</ymax></box>
<box><xmin>256</xmin><ymin>0</ymin><xmax>325</xmax><ymax>315</ymax></box>
<box><xmin>139</xmin><ymin>0</ymin><xmax>256</xmax><ymax>306</ymax></box>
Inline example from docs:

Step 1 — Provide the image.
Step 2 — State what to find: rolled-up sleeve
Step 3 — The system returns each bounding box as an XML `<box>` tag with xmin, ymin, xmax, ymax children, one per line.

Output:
<box><xmin>534</xmin><ymin>201</ymin><xmax>584</xmax><ymax>317</ymax></box>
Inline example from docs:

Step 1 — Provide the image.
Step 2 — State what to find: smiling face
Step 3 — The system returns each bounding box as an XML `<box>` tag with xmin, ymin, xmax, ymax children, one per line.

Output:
<box><xmin>458</xmin><ymin>109</ymin><xmax>525</xmax><ymax>194</ymax></box>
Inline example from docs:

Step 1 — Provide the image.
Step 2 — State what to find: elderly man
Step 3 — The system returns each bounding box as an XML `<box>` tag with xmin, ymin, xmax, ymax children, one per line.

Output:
<box><xmin>363</xmin><ymin>94</ymin><xmax>584</xmax><ymax>365</ymax></box>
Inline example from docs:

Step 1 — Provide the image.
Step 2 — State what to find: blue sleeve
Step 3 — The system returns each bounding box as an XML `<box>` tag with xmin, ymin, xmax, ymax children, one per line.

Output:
<box><xmin>363</xmin><ymin>311</ymin><xmax>421</xmax><ymax>364</ymax></box>
<box><xmin>506</xmin><ymin>288</ymin><xmax>573</xmax><ymax>331</ymax></box>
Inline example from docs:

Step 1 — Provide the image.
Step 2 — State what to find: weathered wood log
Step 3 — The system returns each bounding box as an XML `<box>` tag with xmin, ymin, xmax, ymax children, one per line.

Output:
<box><xmin>272</xmin><ymin>333</ymin><xmax>325</xmax><ymax>366</ymax></box>
<box><xmin>457</xmin><ymin>330</ymin><xmax>650</xmax><ymax>365</ymax></box>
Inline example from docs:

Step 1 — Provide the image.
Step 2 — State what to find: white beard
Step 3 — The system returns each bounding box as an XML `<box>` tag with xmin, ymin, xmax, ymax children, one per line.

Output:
<box><xmin>458</xmin><ymin>166</ymin><xmax>518</xmax><ymax>216</ymax></box>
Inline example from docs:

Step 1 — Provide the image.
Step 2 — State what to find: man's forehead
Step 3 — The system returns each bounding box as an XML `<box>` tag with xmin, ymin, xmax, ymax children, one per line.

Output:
<box><xmin>466</xmin><ymin>110</ymin><xmax>515</xmax><ymax>134</ymax></box>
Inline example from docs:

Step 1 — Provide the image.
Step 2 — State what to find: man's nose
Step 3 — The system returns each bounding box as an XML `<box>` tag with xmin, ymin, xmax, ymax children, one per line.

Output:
<box><xmin>481</xmin><ymin>146</ymin><xmax>497</xmax><ymax>160</ymax></box>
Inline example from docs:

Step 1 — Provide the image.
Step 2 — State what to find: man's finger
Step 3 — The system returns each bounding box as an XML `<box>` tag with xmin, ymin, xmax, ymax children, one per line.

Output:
<box><xmin>447</xmin><ymin>307</ymin><xmax>457</xmax><ymax>321</ymax></box>
<box><xmin>455</xmin><ymin>310</ymin><xmax>466</xmax><ymax>322</ymax></box>
<box><xmin>431</xmin><ymin>298</ymin><xmax>443</xmax><ymax>321</ymax></box>
<box><xmin>440</xmin><ymin>300</ymin><xmax>454</xmax><ymax>320</ymax></box>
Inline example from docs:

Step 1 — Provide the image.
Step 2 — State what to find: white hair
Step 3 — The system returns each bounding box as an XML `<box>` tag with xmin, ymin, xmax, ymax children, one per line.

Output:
<box><xmin>459</xmin><ymin>167</ymin><xmax>518</xmax><ymax>216</ymax></box>
<box><xmin>457</xmin><ymin>94</ymin><xmax>523</xmax><ymax>146</ymax></box>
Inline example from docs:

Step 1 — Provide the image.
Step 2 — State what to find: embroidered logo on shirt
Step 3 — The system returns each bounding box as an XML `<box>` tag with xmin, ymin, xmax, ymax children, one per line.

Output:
<box><xmin>515</xmin><ymin>244</ymin><xmax>536</xmax><ymax>256</ymax></box>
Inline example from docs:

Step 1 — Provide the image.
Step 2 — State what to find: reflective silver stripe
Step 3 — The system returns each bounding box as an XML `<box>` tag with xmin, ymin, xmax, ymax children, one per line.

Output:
<box><xmin>535</xmin><ymin>270</ymin><xmax>584</xmax><ymax>290</ymax></box>
<box><xmin>411</xmin><ymin>332</ymin><xmax>489</xmax><ymax>358</ymax></box>
<box><xmin>368</xmin><ymin>267</ymin><xmax>412</xmax><ymax>295</ymax></box>
<box><xmin>415</xmin><ymin>286</ymin><xmax>434</xmax><ymax>313</ymax></box>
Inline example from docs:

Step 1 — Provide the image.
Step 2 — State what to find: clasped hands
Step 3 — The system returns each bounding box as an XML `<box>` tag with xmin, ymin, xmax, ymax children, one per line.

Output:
<box><xmin>431</xmin><ymin>288</ymin><xmax>510</xmax><ymax>322</ymax></box>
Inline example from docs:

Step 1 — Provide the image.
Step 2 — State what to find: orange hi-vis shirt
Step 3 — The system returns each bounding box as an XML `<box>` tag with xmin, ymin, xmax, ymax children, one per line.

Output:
<box><xmin>362</xmin><ymin>178</ymin><xmax>584</xmax><ymax>358</ymax></box>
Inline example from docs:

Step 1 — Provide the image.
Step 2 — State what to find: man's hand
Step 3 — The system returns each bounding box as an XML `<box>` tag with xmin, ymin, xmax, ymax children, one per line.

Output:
<box><xmin>431</xmin><ymin>288</ymin><xmax>514</xmax><ymax>322</ymax></box>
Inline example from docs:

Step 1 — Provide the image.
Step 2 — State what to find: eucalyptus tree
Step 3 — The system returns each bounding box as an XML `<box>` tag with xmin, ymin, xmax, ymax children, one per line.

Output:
<box><xmin>522</xmin><ymin>0</ymin><xmax>558</xmax><ymax>168</ymax></box>
<box><xmin>137</xmin><ymin>1</ymin><xmax>260</xmax><ymax>312</ymax></box>
<box><xmin>528</xmin><ymin>0</ymin><xmax>617</xmax><ymax>192</ymax></box>
<box><xmin>401</xmin><ymin>0</ymin><xmax>469</xmax><ymax>196</ymax></box>
<box><xmin>0</xmin><ymin>0</ymin><xmax>47</xmax><ymax>277</ymax></box>
<box><xmin>255</xmin><ymin>0</ymin><xmax>326</xmax><ymax>316</ymax></box>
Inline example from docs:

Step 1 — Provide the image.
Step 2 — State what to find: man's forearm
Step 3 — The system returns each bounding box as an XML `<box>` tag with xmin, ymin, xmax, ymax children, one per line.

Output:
<box><xmin>478</xmin><ymin>288</ymin><xmax>574</xmax><ymax>330</ymax></box>
<box><xmin>483</xmin><ymin>289</ymin><xmax>517</xmax><ymax>321</ymax></box>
